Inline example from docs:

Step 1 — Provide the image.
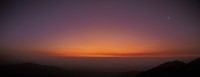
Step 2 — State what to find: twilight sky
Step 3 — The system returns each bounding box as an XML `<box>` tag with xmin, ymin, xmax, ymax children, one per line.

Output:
<box><xmin>1</xmin><ymin>0</ymin><xmax>200</xmax><ymax>58</ymax></box>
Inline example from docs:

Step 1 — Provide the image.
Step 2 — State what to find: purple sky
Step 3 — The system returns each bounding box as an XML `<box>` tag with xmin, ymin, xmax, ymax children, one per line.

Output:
<box><xmin>1</xmin><ymin>0</ymin><xmax>200</xmax><ymax>71</ymax></box>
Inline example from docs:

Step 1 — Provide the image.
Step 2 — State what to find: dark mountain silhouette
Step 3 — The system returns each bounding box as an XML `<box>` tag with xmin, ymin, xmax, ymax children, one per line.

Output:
<box><xmin>1</xmin><ymin>58</ymin><xmax>200</xmax><ymax>77</ymax></box>
<box><xmin>135</xmin><ymin>60</ymin><xmax>186</xmax><ymax>77</ymax></box>
<box><xmin>134</xmin><ymin>58</ymin><xmax>200</xmax><ymax>77</ymax></box>
<box><xmin>0</xmin><ymin>63</ymin><xmax>117</xmax><ymax>77</ymax></box>
<box><xmin>171</xmin><ymin>58</ymin><xmax>200</xmax><ymax>77</ymax></box>
<box><xmin>0</xmin><ymin>63</ymin><xmax>72</xmax><ymax>77</ymax></box>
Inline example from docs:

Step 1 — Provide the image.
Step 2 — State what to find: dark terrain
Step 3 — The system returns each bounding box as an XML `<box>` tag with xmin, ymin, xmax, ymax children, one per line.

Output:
<box><xmin>120</xmin><ymin>58</ymin><xmax>200</xmax><ymax>77</ymax></box>
<box><xmin>0</xmin><ymin>58</ymin><xmax>199</xmax><ymax>77</ymax></box>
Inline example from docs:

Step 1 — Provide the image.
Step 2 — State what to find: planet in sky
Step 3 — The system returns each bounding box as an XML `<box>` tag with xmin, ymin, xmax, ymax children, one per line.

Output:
<box><xmin>167</xmin><ymin>17</ymin><xmax>170</xmax><ymax>19</ymax></box>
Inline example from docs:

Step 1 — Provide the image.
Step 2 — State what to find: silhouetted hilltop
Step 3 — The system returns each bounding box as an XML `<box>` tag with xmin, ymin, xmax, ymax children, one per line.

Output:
<box><xmin>150</xmin><ymin>60</ymin><xmax>186</xmax><ymax>71</ymax></box>
<box><xmin>135</xmin><ymin>60</ymin><xmax>186</xmax><ymax>77</ymax></box>
<box><xmin>172</xmin><ymin>58</ymin><xmax>200</xmax><ymax>77</ymax></box>
<box><xmin>134</xmin><ymin>58</ymin><xmax>200</xmax><ymax>77</ymax></box>
<box><xmin>188</xmin><ymin>58</ymin><xmax>200</xmax><ymax>65</ymax></box>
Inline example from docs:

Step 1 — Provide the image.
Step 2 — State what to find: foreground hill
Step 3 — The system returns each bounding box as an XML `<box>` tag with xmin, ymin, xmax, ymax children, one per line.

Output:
<box><xmin>0</xmin><ymin>63</ymin><xmax>71</xmax><ymax>77</ymax></box>
<box><xmin>0</xmin><ymin>63</ymin><xmax>118</xmax><ymax>77</ymax></box>
<box><xmin>1</xmin><ymin>58</ymin><xmax>199</xmax><ymax>77</ymax></box>
<box><xmin>135</xmin><ymin>58</ymin><xmax>200</xmax><ymax>77</ymax></box>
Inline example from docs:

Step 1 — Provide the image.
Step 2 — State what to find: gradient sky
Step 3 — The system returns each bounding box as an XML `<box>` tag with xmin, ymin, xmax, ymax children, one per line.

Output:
<box><xmin>1</xmin><ymin>0</ymin><xmax>200</xmax><ymax>58</ymax></box>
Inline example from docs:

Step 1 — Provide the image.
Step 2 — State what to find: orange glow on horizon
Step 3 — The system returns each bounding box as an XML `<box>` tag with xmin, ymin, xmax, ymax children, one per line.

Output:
<box><xmin>50</xmin><ymin>50</ymin><xmax>200</xmax><ymax>58</ymax></box>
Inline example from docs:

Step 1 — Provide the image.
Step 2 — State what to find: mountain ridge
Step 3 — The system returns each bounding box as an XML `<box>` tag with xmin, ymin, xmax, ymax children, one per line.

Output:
<box><xmin>134</xmin><ymin>58</ymin><xmax>200</xmax><ymax>77</ymax></box>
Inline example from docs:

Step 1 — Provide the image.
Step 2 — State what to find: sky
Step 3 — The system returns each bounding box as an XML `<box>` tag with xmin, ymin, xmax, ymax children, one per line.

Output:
<box><xmin>1</xmin><ymin>0</ymin><xmax>200</xmax><ymax>59</ymax></box>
